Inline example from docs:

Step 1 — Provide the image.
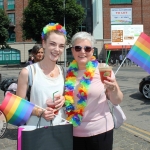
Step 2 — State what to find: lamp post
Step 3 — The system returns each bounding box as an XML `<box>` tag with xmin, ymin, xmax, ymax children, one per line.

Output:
<box><xmin>63</xmin><ymin>0</ymin><xmax>66</xmax><ymax>75</ymax></box>
<box><xmin>64</xmin><ymin>0</ymin><xmax>65</xmax><ymax>28</ymax></box>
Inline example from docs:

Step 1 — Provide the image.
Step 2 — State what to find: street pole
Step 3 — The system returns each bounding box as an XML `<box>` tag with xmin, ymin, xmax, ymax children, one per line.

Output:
<box><xmin>63</xmin><ymin>0</ymin><xmax>66</xmax><ymax>76</ymax></box>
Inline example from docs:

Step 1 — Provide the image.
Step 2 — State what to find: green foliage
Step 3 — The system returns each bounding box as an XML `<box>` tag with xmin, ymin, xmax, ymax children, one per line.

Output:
<box><xmin>0</xmin><ymin>9</ymin><xmax>10</xmax><ymax>48</ymax></box>
<box><xmin>22</xmin><ymin>0</ymin><xmax>85</xmax><ymax>43</ymax></box>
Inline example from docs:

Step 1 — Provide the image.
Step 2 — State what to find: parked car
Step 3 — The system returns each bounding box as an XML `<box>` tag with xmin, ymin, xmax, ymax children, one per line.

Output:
<box><xmin>139</xmin><ymin>75</ymin><xmax>150</xmax><ymax>99</ymax></box>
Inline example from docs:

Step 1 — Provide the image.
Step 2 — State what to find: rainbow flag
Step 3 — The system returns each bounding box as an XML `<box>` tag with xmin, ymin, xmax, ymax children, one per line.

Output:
<box><xmin>0</xmin><ymin>92</ymin><xmax>35</xmax><ymax>126</ymax></box>
<box><xmin>126</xmin><ymin>32</ymin><xmax>150</xmax><ymax>74</ymax></box>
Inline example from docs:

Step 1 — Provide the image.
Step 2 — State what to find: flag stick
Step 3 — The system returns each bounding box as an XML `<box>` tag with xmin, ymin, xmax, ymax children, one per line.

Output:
<box><xmin>35</xmin><ymin>105</ymin><xmax>69</xmax><ymax>123</ymax></box>
<box><xmin>115</xmin><ymin>57</ymin><xmax>127</xmax><ymax>75</ymax></box>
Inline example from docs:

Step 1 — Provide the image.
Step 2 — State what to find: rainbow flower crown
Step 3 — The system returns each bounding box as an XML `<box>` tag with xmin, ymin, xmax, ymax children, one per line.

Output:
<box><xmin>41</xmin><ymin>23</ymin><xmax>67</xmax><ymax>40</ymax></box>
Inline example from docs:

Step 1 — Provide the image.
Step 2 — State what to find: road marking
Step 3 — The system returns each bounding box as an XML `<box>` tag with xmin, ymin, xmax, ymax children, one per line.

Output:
<box><xmin>123</xmin><ymin>123</ymin><xmax>150</xmax><ymax>136</ymax></box>
<box><xmin>121</xmin><ymin>126</ymin><xmax>150</xmax><ymax>142</ymax></box>
<box><xmin>121</xmin><ymin>123</ymin><xmax>150</xmax><ymax>142</ymax></box>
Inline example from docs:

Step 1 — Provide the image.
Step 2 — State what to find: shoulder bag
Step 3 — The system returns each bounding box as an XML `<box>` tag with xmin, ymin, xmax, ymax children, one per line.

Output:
<box><xmin>108</xmin><ymin>100</ymin><xmax>126</xmax><ymax>129</ymax></box>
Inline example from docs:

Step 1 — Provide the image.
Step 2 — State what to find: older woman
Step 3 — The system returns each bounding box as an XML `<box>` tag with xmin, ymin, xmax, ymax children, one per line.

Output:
<box><xmin>65</xmin><ymin>32</ymin><xmax>123</xmax><ymax>150</ymax></box>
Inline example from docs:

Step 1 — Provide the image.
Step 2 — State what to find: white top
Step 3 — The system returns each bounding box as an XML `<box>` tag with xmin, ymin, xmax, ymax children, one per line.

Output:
<box><xmin>25</xmin><ymin>63</ymin><xmax>66</xmax><ymax>126</ymax></box>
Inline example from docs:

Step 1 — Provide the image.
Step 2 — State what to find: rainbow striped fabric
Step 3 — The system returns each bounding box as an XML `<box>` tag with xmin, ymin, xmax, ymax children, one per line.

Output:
<box><xmin>0</xmin><ymin>92</ymin><xmax>35</xmax><ymax>126</ymax></box>
<box><xmin>126</xmin><ymin>32</ymin><xmax>150</xmax><ymax>74</ymax></box>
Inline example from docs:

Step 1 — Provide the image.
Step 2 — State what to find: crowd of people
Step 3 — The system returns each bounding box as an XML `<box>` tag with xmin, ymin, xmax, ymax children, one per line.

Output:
<box><xmin>15</xmin><ymin>22</ymin><xmax>123</xmax><ymax>150</ymax></box>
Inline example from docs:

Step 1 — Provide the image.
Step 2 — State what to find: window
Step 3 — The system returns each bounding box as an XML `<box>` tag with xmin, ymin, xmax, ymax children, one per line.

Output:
<box><xmin>8</xmin><ymin>33</ymin><xmax>16</xmax><ymax>42</ymax></box>
<box><xmin>8</xmin><ymin>0</ymin><xmax>15</xmax><ymax>10</ymax></box>
<box><xmin>110</xmin><ymin>0</ymin><xmax>132</xmax><ymax>4</ymax></box>
<box><xmin>8</xmin><ymin>13</ymin><xmax>15</xmax><ymax>25</ymax></box>
<box><xmin>77</xmin><ymin>0</ymin><xmax>93</xmax><ymax>33</ymax></box>
<box><xmin>0</xmin><ymin>0</ymin><xmax>3</xmax><ymax>9</ymax></box>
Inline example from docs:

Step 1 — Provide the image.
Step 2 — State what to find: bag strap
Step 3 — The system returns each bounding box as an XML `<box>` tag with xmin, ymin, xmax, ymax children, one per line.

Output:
<box><xmin>59</xmin><ymin>65</ymin><xmax>65</xmax><ymax>95</ymax></box>
<box><xmin>28</xmin><ymin>64</ymin><xmax>36</xmax><ymax>86</ymax></box>
<box><xmin>107</xmin><ymin>100</ymin><xmax>114</xmax><ymax>114</ymax></box>
<box><xmin>26</xmin><ymin>64</ymin><xmax>36</xmax><ymax>101</ymax></box>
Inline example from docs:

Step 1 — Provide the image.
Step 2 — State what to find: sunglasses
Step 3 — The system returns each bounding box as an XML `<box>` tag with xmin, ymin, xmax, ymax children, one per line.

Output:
<box><xmin>73</xmin><ymin>46</ymin><xmax>93</xmax><ymax>52</ymax></box>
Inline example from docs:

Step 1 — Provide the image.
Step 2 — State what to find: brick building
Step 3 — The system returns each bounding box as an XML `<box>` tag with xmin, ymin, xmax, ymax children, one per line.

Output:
<box><xmin>102</xmin><ymin>0</ymin><xmax>150</xmax><ymax>61</ymax></box>
<box><xmin>1</xmin><ymin>0</ymin><xmax>35</xmax><ymax>64</ymax></box>
<box><xmin>3</xmin><ymin>0</ymin><xmax>28</xmax><ymax>42</ymax></box>
<box><xmin>0</xmin><ymin>0</ymin><xmax>150</xmax><ymax>64</ymax></box>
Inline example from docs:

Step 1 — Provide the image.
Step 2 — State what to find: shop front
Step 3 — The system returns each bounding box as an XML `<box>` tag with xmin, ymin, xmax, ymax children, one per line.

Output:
<box><xmin>104</xmin><ymin>44</ymin><xmax>131</xmax><ymax>65</ymax></box>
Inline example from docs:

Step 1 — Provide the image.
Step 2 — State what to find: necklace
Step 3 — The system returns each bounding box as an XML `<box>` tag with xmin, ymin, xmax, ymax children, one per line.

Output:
<box><xmin>39</xmin><ymin>62</ymin><xmax>55</xmax><ymax>77</ymax></box>
<box><xmin>65</xmin><ymin>56</ymin><xmax>98</xmax><ymax>127</ymax></box>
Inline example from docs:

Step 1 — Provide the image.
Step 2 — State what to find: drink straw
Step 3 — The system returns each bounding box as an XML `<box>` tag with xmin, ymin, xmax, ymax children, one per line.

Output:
<box><xmin>105</xmin><ymin>50</ymin><xmax>111</xmax><ymax>66</ymax></box>
<box><xmin>53</xmin><ymin>91</ymin><xmax>59</xmax><ymax>102</ymax></box>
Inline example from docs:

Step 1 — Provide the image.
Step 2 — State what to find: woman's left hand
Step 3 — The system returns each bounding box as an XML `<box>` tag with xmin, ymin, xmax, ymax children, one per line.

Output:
<box><xmin>54</xmin><ymin>95</ymin><xmax>65</xmax><ymax>111</ymax></box>
<box><xmin>104</xmin><ymin>76</ymin><xmax>123</xmax><ymax>105</ymax></box>
<box><xmin>104</xmin><ymin>77</ymin><xmax>117</xmax><ymax>92</ymax></box>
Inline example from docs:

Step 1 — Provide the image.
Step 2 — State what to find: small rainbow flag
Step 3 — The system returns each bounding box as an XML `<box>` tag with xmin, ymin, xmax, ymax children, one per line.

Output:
<box><xmin>0</xmin><ymin>92</ymin><xmax>35</xmax><ymax>126</ymax></box>
<box><xmin>126</xmin><ymin>32</ymin><xmax>150</xmax><ymax>74</ymax></box>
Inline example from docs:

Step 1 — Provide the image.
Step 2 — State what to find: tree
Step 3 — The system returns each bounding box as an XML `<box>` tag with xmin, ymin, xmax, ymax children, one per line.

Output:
<box><xmin>0</xmin><ymin>9</ymin><xmax>11</xmax><ymax>48</ymax></box>
<box><xmin>22</xmin><ymin>0</ymin><xmax>85</xmax><ymax>43</ymax></box>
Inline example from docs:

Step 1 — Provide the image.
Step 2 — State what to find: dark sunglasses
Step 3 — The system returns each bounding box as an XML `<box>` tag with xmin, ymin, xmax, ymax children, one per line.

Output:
<box><xmin>73</xmin><ymin>46</ymin><xmax>93</xmax><ymax>52</ymax></box>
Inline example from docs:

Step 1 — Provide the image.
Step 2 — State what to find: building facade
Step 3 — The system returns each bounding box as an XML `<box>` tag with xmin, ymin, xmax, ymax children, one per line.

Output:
<box><xmin>0</xmin><ymin>0</ymin><xmax>150</xmax><ymax>63</ymax></box>
<box><xmin>103</xmin><ymin>0</ymin><xmax>150</xmax><ymax>61</ymax></box>
<box><xmin>0</xmin><ymin>0</ymin><xmax>35</xmax><ymax>64</ymax></box>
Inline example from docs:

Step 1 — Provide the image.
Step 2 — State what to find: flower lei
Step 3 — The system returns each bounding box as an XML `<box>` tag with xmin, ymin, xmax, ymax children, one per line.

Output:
<box><xmin>65</xmin><ymin>56</ymin><xmax>98</xmax><ymax>127</ymax></box>
<box><xmin>41</xmin><ymin>23</ymin><xmax>67</xmax><ymax>40</ymax></box>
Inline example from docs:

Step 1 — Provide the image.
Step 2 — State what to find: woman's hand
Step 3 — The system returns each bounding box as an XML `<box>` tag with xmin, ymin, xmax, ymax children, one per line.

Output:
<box><xmin>104</xmin><ymin>76</ymin><xmax>123</xmax><ymax>105</ymax></box>
<box><xmin>54</xmin><ymin>95</ymin><xmax>65</xmax><ymax>111</ymax></box>
<box><xmin>32</xmin><ymin>107</ymin><xmax>55</xmax><ymax>121</ymax></box>
<box><xmin>42</xmin><ymin>107</ymin><xmax>55</xmax><ymax>121</ymax></box>
<box><xmin>104</xmin><ymin>77</ymin><xmax>117</xmax><ymax>92</ymax></box>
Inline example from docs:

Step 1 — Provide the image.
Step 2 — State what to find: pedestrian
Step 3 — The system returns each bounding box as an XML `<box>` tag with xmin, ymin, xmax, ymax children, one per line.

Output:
<box><xmin>31</xmin><ymin>44</ymin><xmax>44</xmax><ymax>63</ymax></box>
<box><xmin>119</xmin><ymin>54</ymin><xmax>123</xmax><ymax>66</ymax></box>
<box><xmin>25</xmin><ymin>55</ymin><xmax>34</xmax><ymax>66</ymax></box>
<box><xmin>64</xmin><ymin>32</ymin><xmax>123</xmax><ymax>150</ymax></box>
<box><xmin>16</xmin><ymin>23</ymin><xmax>67</xmax><ymax>126</ymax></box>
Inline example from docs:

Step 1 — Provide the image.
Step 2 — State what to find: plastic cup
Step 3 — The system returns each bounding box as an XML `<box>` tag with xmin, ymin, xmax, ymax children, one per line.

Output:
<box><xmin>46</xmin><ymin>99</ymin><xmax>58</xmax><ymax>115</ymax></box>
<box><xmin>99</xmin><ymin>65</ymin><xmax>112</xmax><ymax>83</ymax></box>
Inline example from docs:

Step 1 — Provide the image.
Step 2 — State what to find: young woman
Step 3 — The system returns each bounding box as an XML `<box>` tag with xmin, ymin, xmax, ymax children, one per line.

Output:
<box><xmin>31</xmin><ymin>44</ymin><xmax>44</xmax><ymax>63</ymax></box>
<box><xmin>65</xmin><ymin>32</ymin><xmax>123</xmax><ymax>150</ymax></box>
<box><xmin>16</xmin><ymin>23</ymin><xmax>67</xmax><ymax>126</ymax></box>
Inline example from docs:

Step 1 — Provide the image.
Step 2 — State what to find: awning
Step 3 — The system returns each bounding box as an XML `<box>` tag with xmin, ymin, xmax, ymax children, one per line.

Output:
<box><xmin>105</xmin><ymin>44</ymin><xmax>132</xmax><ymax>51</ymax></box>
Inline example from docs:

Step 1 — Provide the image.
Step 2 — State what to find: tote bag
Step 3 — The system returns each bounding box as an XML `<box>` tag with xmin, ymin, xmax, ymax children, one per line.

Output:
<box><xmin>17</xmin><ymin>116</ymin><xmax>73</xmax><ymax>150</ymax></box>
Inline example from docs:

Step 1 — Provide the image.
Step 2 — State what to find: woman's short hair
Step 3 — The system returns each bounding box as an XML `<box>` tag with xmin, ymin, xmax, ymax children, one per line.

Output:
<box><xmin>71</xmin><ymin>32</ymin><xmax>95</xmax><ymax>47</ymax></box>
<box><xmin>32</xmin><ymin>44</ymin><xmax>43</xmax><ymax>55</ymax></box>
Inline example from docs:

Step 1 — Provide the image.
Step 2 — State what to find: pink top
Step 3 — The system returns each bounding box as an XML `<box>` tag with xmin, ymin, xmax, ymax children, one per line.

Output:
<box><xmin>73</xmin><ymin>67</ymin><xmax>114</xmax><ymax>137</ymax></box>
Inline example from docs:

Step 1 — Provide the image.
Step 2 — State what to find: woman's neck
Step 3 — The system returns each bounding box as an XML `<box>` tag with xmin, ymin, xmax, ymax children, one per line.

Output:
<box><xmin>39</xmin><ymin>59</ymin><xmax>56</xmax><ymax>71</ymax></box>
<box><xmin>78</xmin><ymin>64</ymin><xmax>86</xmax><ymax>70</ymax></box>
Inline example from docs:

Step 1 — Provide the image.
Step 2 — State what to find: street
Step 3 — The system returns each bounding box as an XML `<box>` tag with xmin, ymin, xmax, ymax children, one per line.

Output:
<box><xmin>0</xmin><ymin>65</ymin><xmax>150</xmax><ymax>150</ymax></box>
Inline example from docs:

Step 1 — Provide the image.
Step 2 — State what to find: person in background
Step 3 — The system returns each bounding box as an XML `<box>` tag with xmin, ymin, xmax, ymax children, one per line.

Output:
<box><xmin>119</xmin><ymin>54</ymin><xmax>123</xmax><ymax>66</ymax></box>
<box><xmin>31</xmin><ymin>44</ymin><xmax>44</xmax><ymax>63</ymax></box>
<box><xmin>64</xmin><ymin>32</ymin><xmax>123</xmax><ymax>150</ymax></box>
<box><xmin>16</xmin><ymin>23</ymin><xmax>67</xmax><ymax>126</ymax></box>
<box><xmin>25</xmin><ymin>55</ymin><xmax>34</xmax><ymax>66</ymax></box>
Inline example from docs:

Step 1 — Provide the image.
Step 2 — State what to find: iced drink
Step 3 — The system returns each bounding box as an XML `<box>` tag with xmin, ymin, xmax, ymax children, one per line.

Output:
<box><xmin>46</xmin><ymin>99</ymin><xmax>58</xmax><ymax>115</ymax></box>
<box><xmin>99</xmin><ymin>65</ymin><xmax>112</xmax><ymax>83</ymax></box>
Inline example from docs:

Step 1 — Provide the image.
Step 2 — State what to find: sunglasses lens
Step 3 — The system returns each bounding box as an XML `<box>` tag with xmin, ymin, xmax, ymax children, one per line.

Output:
<box><xmin>74</xmin><ymin>46</ymin><xmax>82</xmax><ymax>52</ymax></box>
<box><xmin>85</xmin><ymin>46</ymin><xmax>92</xmax><ymax>52</ymax></box>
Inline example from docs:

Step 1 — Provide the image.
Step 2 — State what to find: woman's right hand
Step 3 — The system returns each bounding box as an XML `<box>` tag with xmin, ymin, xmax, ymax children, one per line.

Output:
<box><xmin>42</xmin><ymin>107</ymin><xmax>55</xmax><ymax>121</ymax></box>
